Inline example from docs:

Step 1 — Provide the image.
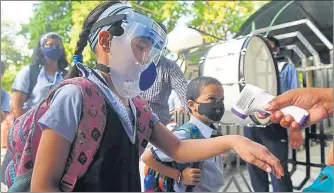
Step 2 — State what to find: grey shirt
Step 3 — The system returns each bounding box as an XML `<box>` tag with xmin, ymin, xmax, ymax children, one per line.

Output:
<box><xmin>152</xmin><ymin>115</ymin><xmax>225</xmax><ymax>192</ymax></box>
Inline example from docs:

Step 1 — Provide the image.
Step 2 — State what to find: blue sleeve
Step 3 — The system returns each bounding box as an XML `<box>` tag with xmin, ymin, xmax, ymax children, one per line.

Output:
<box><xmin>1</xmin><ymin>90</ymin><xmax>10</xmax><ymax>113</ymax></box>
<box><xmin>152</xmin><ymin>112</ymin><xmax>160</xmax><ymax>126</ymax></box>
<box><xmin>38</xmin><ymin>84</ymin><xmax>82</xmax><ymax>143</ymax></box>
<box><xmin>12</xmin><ymin>66</ymin><xmax>30</xmax><ymax>94</ymax></box>
<box><xmin>287</xmin><ymin>65</ymin><xmax>300</xmax><ymax>90</ymax></box>
<box><xmin>152</xmin><ymin>130</ymin><xmax>190</xmax><ymax>162</ymax></box>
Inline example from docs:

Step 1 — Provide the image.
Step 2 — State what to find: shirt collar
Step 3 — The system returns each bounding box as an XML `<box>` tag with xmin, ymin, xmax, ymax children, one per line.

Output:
<box><xmin>188</xmin><ymin>115</ymin><xmax>213</xmax><ymax>139</ymax></box>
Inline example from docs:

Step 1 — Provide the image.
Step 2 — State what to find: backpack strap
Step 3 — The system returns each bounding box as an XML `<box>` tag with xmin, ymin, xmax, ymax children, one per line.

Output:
<box><xmin>28</xmin><ymin>64</ymin><xmax>41</xmax><ymax>99</ymax></box>
<box><xmin>175</xmin><ymin>123</ymin><xmax>204</xmax><ymax>192</ymax></box>
<box><xmin>57</xmin><ymin>77</ymin><xmax>107</xmax><ymax>192</ymax></box>
<box><xmin>27</xmin><ymin>64</ymin><xmax>68</xmax><ymax>99</ymax></box>
<box><xmin>132</xmin><ymin>96</ymin><xmax>154</xmax><ymax>157</ymax></box>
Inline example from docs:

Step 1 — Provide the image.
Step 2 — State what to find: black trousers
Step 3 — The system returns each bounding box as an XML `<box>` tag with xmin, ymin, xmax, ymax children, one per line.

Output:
<box><xmin>243</xmin><ymin>124</ymin><xmax>293</xmax><ymax>192</ymax></box>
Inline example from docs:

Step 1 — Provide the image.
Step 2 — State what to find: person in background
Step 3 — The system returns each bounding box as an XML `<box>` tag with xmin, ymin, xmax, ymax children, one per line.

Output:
<box><xmin>243</xmin><ymin>36</ymin><xmax>303</xmax><ymax>192</ymax></box>
<box><xmin>11</xmin><ymin>32</ymin><xmax>69</xmax><ymax>119</ymax></box>
<box><xmin>1</xmin><ymin>32</ymin><xmax>69</xmax><ymax>185</ymax></box>
<box><xmin>140</xmin><ymin>23</ymin><xmax>188</xmax><ymax>126</ymax></box>
<box><xmin>0</xmin><ymin>61</ymin><xmax>12</xmax><ymax>185</ymax></box>
<box><xmin>0</xmin><ymin>60</ymin><xmax>11</xmax><ymax>148</ymax></box>
<box><xmin>0</xmin><ymin>61</ymin><xmax>10</xmax><ymax>122</ymax></box>
<box><xmin>167</xmin><ymin>89</ymin><xmax>184</xmax><ymax>130</ymax></box>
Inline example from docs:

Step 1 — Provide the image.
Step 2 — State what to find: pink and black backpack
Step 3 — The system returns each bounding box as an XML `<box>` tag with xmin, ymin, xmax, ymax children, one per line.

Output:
<box><xmin>5</xmin><ymin>77</ymin><xmax>153</xmax><ymax>192</ymax></box>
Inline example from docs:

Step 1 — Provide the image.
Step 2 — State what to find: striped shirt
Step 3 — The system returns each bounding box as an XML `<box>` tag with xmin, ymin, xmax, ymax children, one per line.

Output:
<box><xmin>140</xmin><ymin>56</ymin><xmax>188</xmax><ymax>125</ymax></box>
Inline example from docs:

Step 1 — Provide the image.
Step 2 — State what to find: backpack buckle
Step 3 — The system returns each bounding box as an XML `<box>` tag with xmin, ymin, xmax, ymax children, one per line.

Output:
<box><xmin>60</xmin><ymin>174</ymin><xmax>77</xmax><ymax>192</ymax></box>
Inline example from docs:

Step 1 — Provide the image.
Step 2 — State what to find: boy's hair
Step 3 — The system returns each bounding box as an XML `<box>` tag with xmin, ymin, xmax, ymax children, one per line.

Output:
<box><xmin>186</xmin><ymin>76</ymin><xmax>222</xmax><ymax>101</ymax></box>
<box><xmin>0</xmin><ymin>60</ymin><xmax>5</xmax><ymax>75</ymax></box>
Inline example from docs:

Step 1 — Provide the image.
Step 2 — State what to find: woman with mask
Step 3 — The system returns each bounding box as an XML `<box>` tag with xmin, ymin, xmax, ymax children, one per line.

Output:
<box><xmin>5</xmin><ymin>2</ymin><xmax>283</xmax><ymax>192</ymax></box>
<box><xmin>11</xmin><ymin>32</ymin><xmax>68</xmax><ymax>118</ymax></box>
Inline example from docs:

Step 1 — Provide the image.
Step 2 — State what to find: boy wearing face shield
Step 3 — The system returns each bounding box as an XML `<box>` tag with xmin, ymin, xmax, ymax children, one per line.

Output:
<box><xmin>5</xmin><ymin>2</ymin><xmax>283</xmax><ymax>192</ymax></box>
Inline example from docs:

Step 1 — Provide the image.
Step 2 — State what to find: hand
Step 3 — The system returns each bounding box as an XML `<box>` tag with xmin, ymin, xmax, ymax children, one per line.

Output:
<box><xmin>289</xmin><ymin>131</ymin><xmax>304</xmax><ymax>149</ymax></box>
<box><xmin>257</xmin><ymin>88</ymin><xmax>333</xmax><ymax>131</ymax></box>
<box><xmin>232</xmin><ymin>136</ymin><xmax>284</xmax><ymax>179</ymax></box>
<box><xmin>181</xmin><ymin>167</ymin><xmax>201</xmax><ymax>185</ymax></box>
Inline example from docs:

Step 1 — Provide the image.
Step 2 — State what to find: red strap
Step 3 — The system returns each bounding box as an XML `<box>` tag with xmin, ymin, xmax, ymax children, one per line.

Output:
<box><xmin>58</xmin><ymin>77</ymin><xmax>107</xmax><ymax>191</ymax></box>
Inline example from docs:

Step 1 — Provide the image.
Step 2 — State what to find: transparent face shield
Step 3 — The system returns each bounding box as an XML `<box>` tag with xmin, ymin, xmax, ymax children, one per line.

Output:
<box><xmin>107</xmin><ymin>10</ymin><xmax>167</xmax><ymax>98</ymax></box>
<box><xmin>121</xmin><ymin>11</ymin><xmax>167</xmax><ymax>67</ymax></box>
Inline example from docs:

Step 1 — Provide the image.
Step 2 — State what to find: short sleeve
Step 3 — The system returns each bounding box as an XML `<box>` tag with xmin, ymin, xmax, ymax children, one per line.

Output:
<box><xmin>152</xmin><ymin>130</ymin><xmax>191</xmax><ymax>162</ymax></box>
<box><xmin>1</xmin><ymin>90</ymin><xmax>10</xmax><ymax>113</ymax></box>
<box><xmin>38</xmin><ymin>84</ymin><xmax>82</xmax><ymax>143</ymax></box>
<box><xmin>151</xmin><ymin>112</ymin><xmax>160</xmax><ymax>126</ymax></box>
<box><xmin>12</xmin><ymin>65</ymin><xmax>30</xmax><ymax>94</ymax></box>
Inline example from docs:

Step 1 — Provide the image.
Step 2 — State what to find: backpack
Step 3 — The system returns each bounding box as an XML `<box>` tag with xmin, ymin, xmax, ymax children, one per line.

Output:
<box><xmin>143</xmin><ymin>122</ymin><xmax>203</xmax><ymax>192</ymax></box>
<box><xmin>28</xmin><ymin>64</ymin><xmax>68</xmax><ymax>99</ymax></box>
<box><xmin>5</xmin><ymin>77</ymin><xmax>154</xmax><ymax>192</ymax></box>
<box><xmin>302</xmin><ymin>166</ymin><xmax>333</xmax><ymax>192</ymax></box>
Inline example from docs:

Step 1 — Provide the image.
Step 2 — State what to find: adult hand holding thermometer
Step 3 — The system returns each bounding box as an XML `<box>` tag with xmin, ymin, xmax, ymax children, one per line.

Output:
<box><xmin>231</xmin><ymin>84</ymin><xmax>309</xmax><ymax>126</ymax></box>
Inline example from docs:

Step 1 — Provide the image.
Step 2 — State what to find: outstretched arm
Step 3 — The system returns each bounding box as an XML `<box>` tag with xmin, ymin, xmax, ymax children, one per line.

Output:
<box><xmin>150</xmin><ymin>121</ymin><xmax>284</xmax><ymax>178</ymax></box>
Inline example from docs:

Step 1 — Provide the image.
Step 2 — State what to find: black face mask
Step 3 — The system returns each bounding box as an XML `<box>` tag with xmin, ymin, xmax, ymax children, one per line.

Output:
<box><xmin>196</xmin><ymin>100</ymin><xmax>225</xmax><ymax>122</ymax></box>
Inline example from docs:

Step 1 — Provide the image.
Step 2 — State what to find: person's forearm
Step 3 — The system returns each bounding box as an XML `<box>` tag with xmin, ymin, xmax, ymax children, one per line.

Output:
<box><xmin>1</xmin><ymin>110</ymin><xmax>6</xmax><ymax>122</ymax></box>
<box><xmin>12</xmin><ymin>107</ymin><xmax>25</xmax><ymax>118</ymax></box>
<box><xmin>327</xmin><ymin>143</ymin><xmax>333</xmax><ymax>165</ymax></box>
<box><xmin>323</xmin><ymin>88</ymin><xmax>333</xmax><ymax>116</ymax></box>
<box><xmin>142</xmin><ymin>150</ymin><xmax>179</xmax><ymax>180</ymax></box>
<box><xmin>171</xmin><ymin>135</ymin><xmax>237</xmax><ymax>163</ymax></box>
<box><xmin>151</xmin><ymin>122</ymin><xmax>239</xmax><ymax>163</ymax></box>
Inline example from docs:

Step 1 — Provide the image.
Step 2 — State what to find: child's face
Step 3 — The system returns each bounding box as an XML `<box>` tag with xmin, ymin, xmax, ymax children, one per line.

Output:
<box><xmin>188</xmin><ymin>84</ymin><xmax>225</xmax><ymax>124</ymax></box>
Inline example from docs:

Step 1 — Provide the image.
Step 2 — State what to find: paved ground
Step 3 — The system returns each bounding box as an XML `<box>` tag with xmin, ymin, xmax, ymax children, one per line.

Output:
<box><xmin>1</xmin><ymin>143</ymin><xmax>327</xmax><ymax>192</ymax></box>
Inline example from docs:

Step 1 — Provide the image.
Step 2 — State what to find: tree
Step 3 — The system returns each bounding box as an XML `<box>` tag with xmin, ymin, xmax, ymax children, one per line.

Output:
<box><xmin>1</xmin><ymin>19</ymin><xmax>31</xmax><ymax>92</ymax></box>
<box><xmin>20</xmin><ymin>1</ymin><xmax>73</xmax><ymax>63</ymax></box>
<box><xmin>129</xmin><ymin>1</ymin><xmax>189</xmax><ymax>32</ymax></box>
<box><xmin>68</xmin><ymin>1</ymin><xmax>189</xmax><ymax>66</ymax></box>
<box><xmin>188</xmin><ymin>1</ymin><xmax>268</xmax><ymax>42</ymax></box>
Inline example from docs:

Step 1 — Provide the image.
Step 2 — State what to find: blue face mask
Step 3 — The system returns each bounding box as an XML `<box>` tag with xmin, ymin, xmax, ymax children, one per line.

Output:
<box><xmin>42</xmin><ymin>47</ymin><xmax>63</xmax><ymax>61</ymax></box>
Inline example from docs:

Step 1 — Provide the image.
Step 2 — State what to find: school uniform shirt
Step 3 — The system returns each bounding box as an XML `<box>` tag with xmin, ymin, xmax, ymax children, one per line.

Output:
<box><xmin>12</xmin><ymin>65</ymin><xmax>64</xmax><ymax>112</ymax></box>
<box><xmin>1</xmin><ymin>89</ymin><xmax>10</xmax><ymax>113</ymax></box>
<box><xmin>38</xmin><ymin>63</ymin><xmax>159</xmax><ymax>146</ymax></box>
<box><xmin>152</xmin><ymin>115</ymin><xmax>225</xmax><ymax>192</ymax></box>
<box><xmin>278</xmin><ymin>62</ymin><xmax>300</xmax><ymax>94</ymax></box>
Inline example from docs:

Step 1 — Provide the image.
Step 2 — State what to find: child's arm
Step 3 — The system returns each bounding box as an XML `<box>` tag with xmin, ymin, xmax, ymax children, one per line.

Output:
<box><xmin>31</xmin><ymin>85</ymin><xmax>82</xmax><ymax>191</ymax></box>
<box><xmin>150</xmin><ymin>121</ymin><xmax>284</xmax><ymax>179</ymax></box>
<box><xmin>142</xmin><ymin>149</ymin><xmax>201</xmax><ymax>185</ymax></box>
<box><xmin>327</xmin><ymin>143</ymin><xmax>333</xmax><ymax>165</ymax></box>
<box><xmin>142</xmin><ymin>149</ymin><xmax>180</xmax><ymax>180</ymax></box>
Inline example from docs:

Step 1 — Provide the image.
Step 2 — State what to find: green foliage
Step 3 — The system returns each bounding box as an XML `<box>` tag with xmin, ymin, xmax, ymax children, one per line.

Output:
<box><xmin>130</xmin><ymin>1</ymin><xmax>189</xmax><ymax>32</ymax></box>
<box><xmin>188</xmin><ymin>1</ymin><xmax>267</xmax><ymax>42</ymax></box>
<box><xmin>20</xmin><ymin>1</ymin><xmax>73</xmax><ymax>63</ymax></box>
<box><xmin>2</xmin><ymin>0</ymin><xmax>268</xmax><ymax>90</ymax></box>
<box><xmin>69</xmin><ymin>1</ymin><xmax>101</xmax><ymax>67</ymax></box>
<box><xmin>1</xmin><ymin>20</ymin><xmax>30</xmax><ymax>68</ymax></box>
